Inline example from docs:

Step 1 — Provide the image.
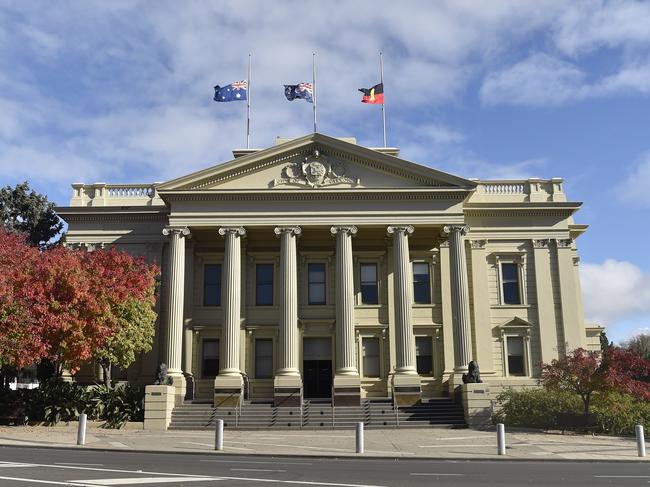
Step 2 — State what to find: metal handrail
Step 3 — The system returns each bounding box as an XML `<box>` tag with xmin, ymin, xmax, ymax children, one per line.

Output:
<box><xmin>300</xmin><ymin>387</ymin><xmax>304</xmax><ymax>429</ymax></box>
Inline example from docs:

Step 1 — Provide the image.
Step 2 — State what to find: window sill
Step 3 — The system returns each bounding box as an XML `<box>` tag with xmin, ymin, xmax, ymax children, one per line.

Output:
<box><xmin>413</xmin><ymin>303</ymin><xmax>437</xmax><ymax>308</ymax></box>
<box><xmin>491</xmin><ymin>304</ymin><xmax>530</xmax><ymax>309</ymax></box>
<box><xmin>355</xmin><ymin>304</ymin><xmax>383</xmax><ymax>309</ymax></box>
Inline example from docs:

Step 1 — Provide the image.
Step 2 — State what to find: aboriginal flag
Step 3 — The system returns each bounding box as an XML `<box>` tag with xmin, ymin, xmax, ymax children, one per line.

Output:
<box><xmin>359</xmin><ymin>83</ymin><xmax>384</xmax><ymax>104</ymax></box>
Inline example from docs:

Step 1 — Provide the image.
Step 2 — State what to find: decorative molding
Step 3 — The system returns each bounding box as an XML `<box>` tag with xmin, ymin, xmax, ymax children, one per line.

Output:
<box><xmin>556</xmin><ymin>238</ymin><xmax>572</xmax><ymax>248</ymax></box>
<box><xmin>330</xmin><ymin>225</ymin><xmax>358</xmax><ymax>237</ymax></box>
<box><xmin>532</xmin><ymin>239</ymin><xmax>551</xmax><ymax>248</ymax></box>
<box><xmin>443</xmin><ymin>224</ymin><xmax>470</xmax><ymax>236</ymax></box>
<box><xmin>573</xmin><ymin>256</ymin><xmax>580</xmax><ymax>265</ymax></box>
<box><xmin>439</xmin><ymin>241</ymin><xmax>450</xmax><ymax>248</ymax></box>
<box><xmin>273</xmin><ymin>226</ymin><xmax>302</xmax><ymax>237</ymax></box>
<box><xmin>162</xmin><ymin>226</ymin><xmax>191</xmax><ymax>238</ymax></box>
<box><xmin>218</xmin><ymin>226</ymin><xmax>246</xmax><ymax>237</ymax></box>
<box><xmin>271</xmin><ymin>150</ymin><xmax>360</xmax><ymax>188</ymax></box>
<box><xmin>470</xmin><ymin>239</ymin><xmax>486</xmax><ymax>249</ymax></box>
<box><xmin>386</xmin><ymin>225</ymin><xmax>414</xmax><ymax>236</ymax></box>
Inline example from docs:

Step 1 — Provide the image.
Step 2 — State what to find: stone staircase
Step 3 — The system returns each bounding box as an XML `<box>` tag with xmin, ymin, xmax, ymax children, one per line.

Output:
<box><xmin>168</xmin><ymin>398</ymin><xmax>466</xmax><ymax>431</ymax></box>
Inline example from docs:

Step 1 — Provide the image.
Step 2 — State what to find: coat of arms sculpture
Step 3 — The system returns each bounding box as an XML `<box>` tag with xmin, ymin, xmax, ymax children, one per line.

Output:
<box><xmin>271</xmin><ymin>150</ymin><xmax>360</xmax><ymax>188</ymax></box>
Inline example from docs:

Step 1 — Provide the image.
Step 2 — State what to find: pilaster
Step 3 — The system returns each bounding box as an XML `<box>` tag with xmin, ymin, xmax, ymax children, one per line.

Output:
<box><xmin>469</xmin><ymin>240</ymin><xmax>494</xmax><ymax>374</ymax></box>
<box><xmin>532</xmin><ymin>239</ymin><xmax>559</xmax><ymax>362</ymax></box>
<box><xmin>555</xmin><ymin>239</ymin><xmax>586</xmax><ymax>351</ymax></box>
<box><xmin>331</xmin><ymin>225</ymin><xmax>360</xmax><ymax>406</ymax></box>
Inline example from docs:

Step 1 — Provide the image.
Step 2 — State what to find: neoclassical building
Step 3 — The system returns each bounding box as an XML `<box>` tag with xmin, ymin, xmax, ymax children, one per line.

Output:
<box><xmin>59</xmin><ymin>134</ymin><xmax>600</xmax><ymax>408</ymax></box>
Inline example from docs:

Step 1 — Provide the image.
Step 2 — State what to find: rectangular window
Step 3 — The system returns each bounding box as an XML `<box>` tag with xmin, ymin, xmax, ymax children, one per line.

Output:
<box><xmin>413</xmin><ymin>262</ymin><xmax>431</xmax><ymax>304</ymax></box>
<box><xmin>507</xmin><ymin>336</ymin><xmax>525</xmax><ymax>376</ymax></box>
<box><xmin>362</xmin><ymin>337</ymin><xmax>380</xmax><ymax>378</ymax></box>
<box><xmin>308</xmin><ymin>263</ymin><xmax>326</xmax><ymax>305</ymax></box>
<box><xmin>202</xmin><ymin>339</ymin><xmax>219</xmax><ymax>377</ymax></box>
<box><xmin>415</xmin><ymin>337</ymin><xmax>433</xmax><ymax>375</ymax></box>
<box><xmin>203</xmin><ymin>264</ymin><xmax>221</xmax><ymax>306</ymax></box>
<box><xmin>255</xmin><ymin>339</ymin><xmax>273</xmax><ymax>379</ymax></box>
<box><xmin>256</xmin><ymin>264</ymin><xmax>274</xmax><ymax>306</ymax></box>
<box><xmin>501</xmin><ymin>263</ymin><xmax>521</xmax><ymax>305</ymax></box>
<box><xmin>360</xmin><ymin>263</ymin><xmax>378</xmax><ymax>304</ymax></box>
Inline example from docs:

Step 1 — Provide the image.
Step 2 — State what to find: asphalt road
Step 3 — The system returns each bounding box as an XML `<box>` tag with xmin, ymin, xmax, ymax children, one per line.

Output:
<box><xmin>0</xmin><ymin>445</ymin><xmax>647</xmax><ymax>486</ymax></box>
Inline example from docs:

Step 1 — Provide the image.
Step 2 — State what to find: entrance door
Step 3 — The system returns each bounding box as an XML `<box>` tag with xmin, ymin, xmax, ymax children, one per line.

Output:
<box><xmin>303</xmin><ymin>337</ymin><xmax>332</xmax><ymax>399</ymax></box>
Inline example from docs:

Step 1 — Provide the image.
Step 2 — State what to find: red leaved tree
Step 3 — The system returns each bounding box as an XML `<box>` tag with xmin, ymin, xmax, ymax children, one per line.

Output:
<box><xmin>541</xmin><ymin>348</ymin><xmax>605</xmax><ymax>418</ymax></box>
<box><xmin>603</xmin><ymin>347</ymin><xmax>650</xmax><ymax>401</ymax></box>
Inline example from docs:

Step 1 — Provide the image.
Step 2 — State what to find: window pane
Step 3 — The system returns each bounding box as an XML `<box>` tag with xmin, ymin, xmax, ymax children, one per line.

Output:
<box><xmin>502</xmin><ymin>263</ymin><xmax>518</xmax><ymax>281</ymax></box>
<box><xmin>501</xmin><ymin>263</ymin><xmax>521</xmax><ymax>305</ymax></box>
<box><xmin>256</xmin><ymin>264</ymin><xmax>274</xmax><ymax>306</ymax></box>
<box><xmin>415</xmin><ymin>337</ymin><xmax>433</xmax><ymax>375</ymax></box>
<box><xmin>308</xmin><ymin>263</ymin><xmax>326</xmax><ymax>304</ymax></box>
<box><xmin>202</xmin><ymin>339</ymin><xmax>219</xmax><ymax>377</ymax></box>
<box><xmin>255</xmin><ymin>339</ymin><xmax>273</xmax><ymax>379</ymax></box>
<box><xmin>413</xmin><ymin>262</ymin><xmax>431</xmax><ymax>304</ymax></box>
<box><xmin>507</xmin><ymin>337</ymin><xmax>525</xmax><ymax>376</ymax></box>
<box><xmin>362</xmin><ymin>337</ymin><xmax>380</xmax><ymax>378</ymax></box>
<box><xmin>203</xmin><ymin>264</ymin><xmax>221</xmax><ymax>306</ymax></box>
<box><xmin>360</xmin><ymin>263</ymin><xmax>378</xmax><ymax>304</ymax></box>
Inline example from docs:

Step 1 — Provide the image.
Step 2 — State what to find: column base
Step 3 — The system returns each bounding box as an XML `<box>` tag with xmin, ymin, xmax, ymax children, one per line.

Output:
<box><xmin>214</xmin><ymin>374</ymin><xmax>243</xmax><ymax>408</ymax></box>
<box><xmin>392</xmin><ymin>373</ymin><xmax>421</xmax><ymax>406</ymax></box>
<box><xmin>273</xmin><ymin>375</ymin><xmax>303</xmax><ymax>407</ymax></box>
<box><xmin>332</xmin><ymin>375</ymin><xmax>360</xmax><ymax>406</ymax></box>
<box><xmin>167</xmin><ymin>371</ymin><xmax>186</xmax><ymax>406</ymax></box>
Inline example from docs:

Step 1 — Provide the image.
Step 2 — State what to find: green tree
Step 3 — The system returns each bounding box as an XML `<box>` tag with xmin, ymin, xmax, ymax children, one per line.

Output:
<box><xmin>0</xmin><ymin>182</ymin><xmax>63</xmax><ymax>248</ymax></box>
<box><xmin>622</xmin><ymin>333</ymin><xmax>650</xmax><ymax>360</ymax></box>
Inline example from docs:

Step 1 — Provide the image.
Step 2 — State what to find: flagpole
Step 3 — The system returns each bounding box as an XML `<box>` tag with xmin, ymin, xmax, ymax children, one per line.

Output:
<box><xmin>380</xmin><ymin>51</ymin><xmax>387</xmax><ymax>147</ymax></box>
<box><xmin>312</xmin><ymin>52</ymin><xmax>317</xmax><ymax>133</ymax></box>
<box><xmin>247</xmin><ymin>53</ymin><xmax>252</xmax><ymax>149</ymax></box>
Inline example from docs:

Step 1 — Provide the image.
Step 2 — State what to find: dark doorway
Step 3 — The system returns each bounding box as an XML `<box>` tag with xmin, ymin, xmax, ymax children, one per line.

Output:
<box><xmin>303</xmin><ymin>360</ymin><xmax>332</xmax><ymax>398</ymax></box>
<box><xmin>303</xmin><ymin>337</ymin><xmax>332</xmax><ymax>399</ymax></box>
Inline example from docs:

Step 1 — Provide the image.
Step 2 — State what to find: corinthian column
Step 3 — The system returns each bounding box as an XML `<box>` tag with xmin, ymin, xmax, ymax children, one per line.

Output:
<box><xmin>273</xmin><ymin>226</ymin><xmax>303</xmax><ymax>406</ymax></box>
<box><xmin>162</xmin><ymin>226</ymin><xmax>190</xmax><ymax>402</ymax></box>
<box><xmin>444</xmin><ymin>225</ymin><xmax>472</xmax><ymax>374</ymax></box>
<box><xmin>331</xmin><ymin>225</ymin><xmax>360</xmax><ymax>406</ymax></box>
<box><xmin>214</xmin><ymin>226</ymin><xmax>246</xmax><ymax>407</ymax></box>
<box><xmin>387</xmin><ymin>225</ymin><xmax>421</xmax><ymax>406</ymax></box>
<box><xmin>387</xmin><ymin>225</ymin><xmax>417</xmax><ymax>375</ymax></box>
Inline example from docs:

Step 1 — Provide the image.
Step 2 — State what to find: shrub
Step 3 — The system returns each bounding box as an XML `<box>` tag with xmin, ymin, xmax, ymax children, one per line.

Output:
<box><xmin>493</xmin><ymin>388</ymin><xmax>582</xmax><ymax>429</ymax></box>
<box><xmin>90</xmin><ymin>383</ymin><xmax>145</xmax><ymax>428</ymax></box>
<box><xmin>592</xmin><ymin>392</ymin><xmax>650</xmax><ymax>436</ymax></box>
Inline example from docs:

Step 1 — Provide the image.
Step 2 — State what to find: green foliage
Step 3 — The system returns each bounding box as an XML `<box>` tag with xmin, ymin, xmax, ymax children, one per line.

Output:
<box><xmin>493</xmin><ymin>388</ymin><xmax>582</xmax><ymax>429</ymax></box>
<box><xmin>0</xmin><ymin>182</ymin><xmax>63</xmax><ymax>248</ymax></box>
<box><xmin>91</xmin><ymin>384</ymin><xmax>145</xmax><ymax>428</ymax></box>
<box><xmin>591</xmin><ymin>392</ymin><xmax>650</xmax><ymax>436</ymax></box>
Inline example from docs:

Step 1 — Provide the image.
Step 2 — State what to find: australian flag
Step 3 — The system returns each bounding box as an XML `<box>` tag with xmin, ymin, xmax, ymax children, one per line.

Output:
<box><xmin>284</xmin><ymin>83</ymin><xmax>313</xmax><ymax>103</ymax></box>
<box><xmin>213</xmin><ymin>81</ymin><xmax>248</xmax><ymax>102</ymax></box>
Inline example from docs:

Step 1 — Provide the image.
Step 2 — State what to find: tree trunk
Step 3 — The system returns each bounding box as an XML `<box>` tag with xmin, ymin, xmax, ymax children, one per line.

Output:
<box><xmin>583</xmin><ymin>393</ymin><xmax>591</xmax><ymax>418</ymax></box>
<box><xmin>101</xmin><ymin>362</ymin><xmax>111</xmax><ymax>388</ymax></box>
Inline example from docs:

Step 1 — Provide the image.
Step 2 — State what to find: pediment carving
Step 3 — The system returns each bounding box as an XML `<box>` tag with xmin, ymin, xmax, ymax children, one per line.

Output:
<box><xmin>271</xmin><ymin>150</ymin><xmax>360</xmax><ymax>188</ymax></box>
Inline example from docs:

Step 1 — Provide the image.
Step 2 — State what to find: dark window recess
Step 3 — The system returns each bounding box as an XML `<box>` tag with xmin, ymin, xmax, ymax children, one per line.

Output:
<box><xmin>507</xmin><ymin>336</ymin><xmax>525</xmax><ymax>376</ymax></box>
<box><xmin>362</xmin><ymin>337</ymin><xmax>380</xmax><ymax>378</ymax></box>
<box><xmin>360</xmin><ymin>263</ymin><xmax>378</xmax><ymax>304</ymax></box>
<box><xmin>256</xmin><ymin>264</ymin><xmax>274</xmax><ymax>306</ymax></box>
<box><xmin>415</xmin><ymin>336</ymin><xmax>433</xmax><ymax>375</ymax></box>
<box><xmin>255</xmin><ymin>339</ymin><xmax>273</xmax><ymax>379</ymax></box>
<box><xmin>308</xmin><ymin>263</ymin><xmax>326</xmax><ymax>305</ymax></box>
<box><xmin>202</xmin><ymin>339</ymin><xmax>219</xmax><ymax>377</ymax></box>
<box><xmin>413</xmin><ymin>262</ymin><xmax>431</xmax><ymax>304</ymax></box>
<box><xmin>203</xmin><ymin>264</ymin><xmax>222</xmax><ymax>306</ymax></box>
<box><xmin>501</xmin><ymin>263</ymin><xmax>521</xmax><ymax>305</ymax></box>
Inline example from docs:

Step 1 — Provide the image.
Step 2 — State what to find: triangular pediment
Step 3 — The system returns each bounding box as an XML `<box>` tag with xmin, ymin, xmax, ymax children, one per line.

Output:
<box><xmin>157</xmin><ymin>133</ymin><xmax>476</xmax><ymax>192</ymax></box>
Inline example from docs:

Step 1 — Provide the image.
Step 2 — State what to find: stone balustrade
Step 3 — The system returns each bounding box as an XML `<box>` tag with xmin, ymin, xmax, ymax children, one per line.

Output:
<box><xmin>70</xmin><ymin>183</ymin><xmax>164</xmax><ymax>207</ymax></box>
<box><xmin>473</xmin><ymin>178</ymin><xmax>565</xmax><ymax>203</ymax></box>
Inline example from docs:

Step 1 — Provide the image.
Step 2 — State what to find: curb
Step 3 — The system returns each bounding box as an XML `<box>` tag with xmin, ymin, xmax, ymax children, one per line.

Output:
<box><xmin>0</xmin><ymin>442</ymin><xmax>647</xmax><ymax>463</ymax></box>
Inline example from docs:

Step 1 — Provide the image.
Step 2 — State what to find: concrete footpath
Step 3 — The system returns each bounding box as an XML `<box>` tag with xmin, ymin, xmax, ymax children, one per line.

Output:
<box><xmin>0</xmin><ymin>424</ymin><xmax>646</xmax><ymax>461</ymax></box>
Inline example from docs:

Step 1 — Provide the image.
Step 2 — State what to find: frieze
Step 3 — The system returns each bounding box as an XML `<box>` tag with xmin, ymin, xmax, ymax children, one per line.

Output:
<box><xmin>532</xmin><ymin>239</ymin><xmax>551</xmax><ymax>248</ymax></box>
<box><xmin>271</xmin><ymin>150</ymin><xmax>360</xmax><ymax>188</ymax></box>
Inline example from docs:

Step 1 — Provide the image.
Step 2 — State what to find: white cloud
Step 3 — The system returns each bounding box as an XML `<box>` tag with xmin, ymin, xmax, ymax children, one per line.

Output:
<box><xmin>617</xmin><ymin>152</ymin><xmax>650</xmax><ymax>206</ymax></box>
<box><xmin>581</xmin><ymin>259</ymin><xmax>650</xmax><ymax>328</ymax></box>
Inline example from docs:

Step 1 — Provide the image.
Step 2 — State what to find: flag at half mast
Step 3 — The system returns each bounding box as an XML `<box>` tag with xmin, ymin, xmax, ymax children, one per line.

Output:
<box><xmin>284</xmin><ymin>83</ymin><xmax>313</xmax><ymax>103</ymax></box>
<box><xmin>213</xmin><ymin>81</ymin><xmax>248</xmax><ymax>102</ymax></box>
<box><xmin>359</xmin><ymin>83</ymin><xmax>384</xmax><ymax>104</ymax></box>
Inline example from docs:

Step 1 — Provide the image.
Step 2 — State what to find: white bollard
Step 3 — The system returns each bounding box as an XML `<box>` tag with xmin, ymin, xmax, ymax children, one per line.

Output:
<box><xmin>77</xmin><ymin>413</ymin><xmax>87</xmax><ymax>446</ymax></box>
<box><xmin>497</xmin><ymin>423</ymin><xmax>506</xmax><ymax>455</ymax></box>
<box><xmin>636</xmin><ymin>425</ymin><xmax>646</xmax><ymax>458</ymax></box>
<box><xmin>356</xmin><ymin>422</ymin><xmax>364</xmax><ymax>454</ymax></box>
<box><xmin>215</xmin><ymin>419</ymin><xmax>224</xmax><ymax>451</ymax></box>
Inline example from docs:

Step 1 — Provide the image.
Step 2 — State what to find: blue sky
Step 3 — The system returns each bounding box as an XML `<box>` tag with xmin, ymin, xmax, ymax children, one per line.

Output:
<box><xmin>1</xmin><ymin>1</ymin><xmax>649</xmax><ymax>342</ymax></box>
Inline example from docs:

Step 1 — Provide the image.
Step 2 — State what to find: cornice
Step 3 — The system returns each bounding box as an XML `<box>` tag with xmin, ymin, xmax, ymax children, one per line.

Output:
<box><xmin>463</xmin><ymin>202</ymin><xmax>581</xmax><ymax>217</ymax></box>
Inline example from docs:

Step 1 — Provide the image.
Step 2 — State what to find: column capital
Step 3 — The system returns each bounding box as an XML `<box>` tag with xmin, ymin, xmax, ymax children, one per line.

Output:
<box><xmin>443</xmin><ymin>224</ymin><xmax>470</xmax><ymax>236</ymax></box>
<box><xmin>162</xmin><ymin>226</ymin><xmax>191</xmax><ymax>238</ymax></box>
<box><xmin>470</xmin><ymin>239</ymin><xmax>486</xmax><ymax>249</ymax></box>
<box><xmin>274</xmin><ymin>226</ymin><xmax>302</xmax><ymax>237</ymax></box>
<box><xmin>330</xmin><ymin>225</ymin><xmax>357</xmax><ymax>236</ymax></box>
<box><xmin>532</xmin><ymin>238</ymin><xmax>551</xmax><ymax>248</ymax></box>
<box><xmin>218</xmin><ymin>226</ymin><xmax>246</xmax><ymax>237</ymax></box>
<box><xmin>556</xmin><ymin>238</ymin><xmax>572</xmax><ymax>248</ymax></box>
<box><xmin>387</xmin><ymin>225</ymin><xmax>414</xmax><ymax>236</ymax></box>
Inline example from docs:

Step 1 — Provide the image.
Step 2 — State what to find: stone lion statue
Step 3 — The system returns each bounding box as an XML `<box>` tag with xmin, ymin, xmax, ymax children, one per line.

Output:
<box><xmin>154</xmin><ymin>363</ymin><xmax>173</xmax><ymax>385</ymax></box>
<box><xmin>462</xmin><ymin>361</ymin><xmax>482</xmax><ymax>384</ymax></box>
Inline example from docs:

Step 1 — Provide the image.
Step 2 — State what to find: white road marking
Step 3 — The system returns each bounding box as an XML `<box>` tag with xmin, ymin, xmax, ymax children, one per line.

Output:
<box><xmin>70</xmin><ymin>477</ymin><xmax>220</xmax><ymax>485</ymax></box>
<box><xmin>0</xmin><ymin>462</ymin><xmax>34</xmax><ymax>468</ymax></box>
<box><xmin>230</xmin><ymin>468</ymin><xmax>287</xmax><ymax>472</ymax></box>
<box><xmin>218</xmin><ymin>477</ymin><xmax>388</xmax><ymax>487</ymax></box>
<box><xmin>595</xmin><ymin>475</ymin><xmax>650</xmax><ymax>478</ymax></box>
<box><xmin>1</xmin><ymin>462</ymin><xmax>215</xmax><ymax>478</ymax></box>
<box><xmin>56</xmin><ymin>463</ymin><xmax>105</xmax><ymax>466</ymax></box>
<box><xmin>201</xmin><ymin>459</ymin><xmax>313</xmax><ymax>465</ymax></box>
<box><xmin>410</xmin><ymin>473</ymin><xmax>464</xmax><ymax>476</ymax></box>
<box><xmin>0</xmin><ymin>475</ymin><xmax>95</xmax><ymax>486</ymax></box>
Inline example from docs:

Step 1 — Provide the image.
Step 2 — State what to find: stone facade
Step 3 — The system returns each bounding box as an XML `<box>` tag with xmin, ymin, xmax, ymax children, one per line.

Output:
<box><xmin>59</xmin><ymin>134</ymin><xmax>593</xmax><ymax>407</ymax></box>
